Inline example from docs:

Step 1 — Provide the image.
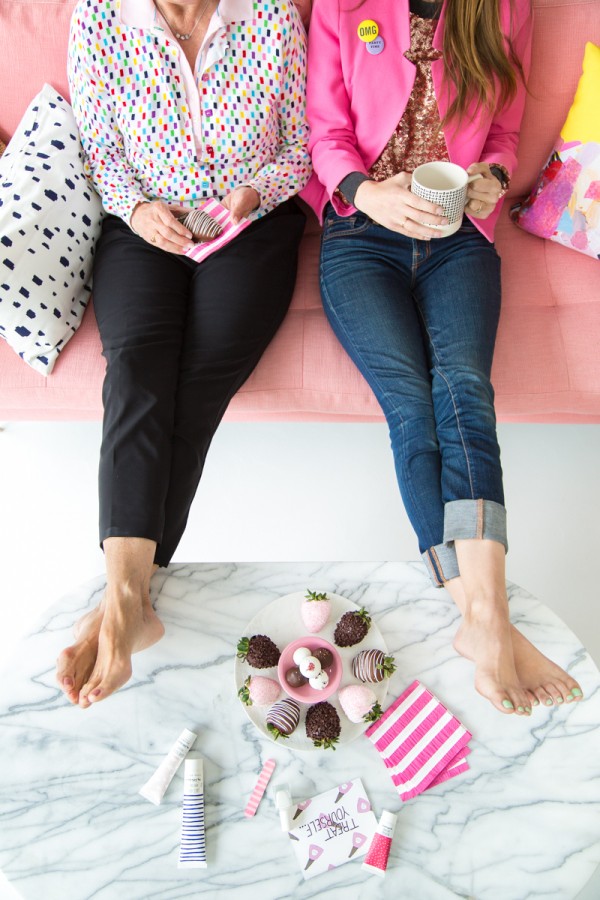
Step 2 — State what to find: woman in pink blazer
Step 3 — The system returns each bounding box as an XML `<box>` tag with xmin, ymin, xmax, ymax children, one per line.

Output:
<box><xmin>304</xmin><ymin>0</ymin><xmax>584</xmax><ymax>715</ymax></box>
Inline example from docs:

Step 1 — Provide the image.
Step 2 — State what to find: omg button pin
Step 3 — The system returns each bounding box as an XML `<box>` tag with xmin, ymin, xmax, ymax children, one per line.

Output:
<box><xmin>357</xmin><ymin>19</ymin><xmax>379</xmax><ymax>42</ymax></box>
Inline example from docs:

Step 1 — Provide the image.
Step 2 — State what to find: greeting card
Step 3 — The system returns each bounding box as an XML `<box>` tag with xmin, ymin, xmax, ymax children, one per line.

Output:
<box><xmin>286</xmin><ymin>779</ymin><xmax>378</xmax><ymax>880</ymax></box>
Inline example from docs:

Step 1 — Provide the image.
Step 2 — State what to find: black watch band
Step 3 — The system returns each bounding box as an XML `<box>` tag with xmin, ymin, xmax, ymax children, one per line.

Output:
<box><xmin>489</xmin><ymin>165</ymin><xmax>510</xmax><ymax>192</ymax></box>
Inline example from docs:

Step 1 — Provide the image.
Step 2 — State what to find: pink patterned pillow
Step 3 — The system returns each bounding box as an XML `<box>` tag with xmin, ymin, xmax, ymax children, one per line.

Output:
<box><xmin>511</xmin><ymin>42</ymin><xmax>600</xmax><ymax>261</ymax></box>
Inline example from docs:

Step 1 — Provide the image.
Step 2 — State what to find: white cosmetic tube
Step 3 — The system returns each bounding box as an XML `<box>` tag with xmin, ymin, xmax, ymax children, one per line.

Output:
<box><xmin>139</xmin><ymin>728</ymin><xmax>197</xmax><ymax>805</ymax></box>
<box><xmin>178</xmin><ymin>757</ymin><xmax>207</xmax><ymax>869</ymax></box>
<box><xmin>275</xmin><ymin>786</ymin><xmax>294</xmax><ymax>832</ymax></box>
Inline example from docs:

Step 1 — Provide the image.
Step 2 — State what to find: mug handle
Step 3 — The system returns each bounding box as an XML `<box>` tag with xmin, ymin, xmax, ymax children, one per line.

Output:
<box><xmin>467</xmin><ymin>173</ymin><xmax>483</xmax><ymax>184</ymax></box>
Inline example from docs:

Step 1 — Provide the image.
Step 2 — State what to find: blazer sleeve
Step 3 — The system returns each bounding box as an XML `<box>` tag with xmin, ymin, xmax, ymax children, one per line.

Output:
<box><xmin>244</xmin><ymin>3</ymin><xmax>312</xmax><ymax>212</ymax></box>
<box><xmin>479</xmin><ymin>4</ymin><xmax>534</xmax><ymax>176</ymax></box>
<box><xmin>305</xmin><ymin>0</ymin><xmax>368</xmax><ymax>213</ymax></box>
<box><xmin>68</xmin><ymin>4</ymin><xmax>147</xmax><ymax>226</ymax></box>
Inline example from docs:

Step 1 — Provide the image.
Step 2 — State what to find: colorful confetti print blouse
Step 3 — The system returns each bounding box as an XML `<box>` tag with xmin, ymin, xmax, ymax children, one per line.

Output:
<box><xmin>68</xmin><ymin>0</ymin><xmax>311</xmax><ymax>225</ymax></box>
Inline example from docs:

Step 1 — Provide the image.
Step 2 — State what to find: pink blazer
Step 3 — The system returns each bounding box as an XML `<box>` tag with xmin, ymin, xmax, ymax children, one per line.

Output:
<box><xmin>301</xmin><ymin>0</ymin><xmax>533</xmax><ymax>241</ymax></box>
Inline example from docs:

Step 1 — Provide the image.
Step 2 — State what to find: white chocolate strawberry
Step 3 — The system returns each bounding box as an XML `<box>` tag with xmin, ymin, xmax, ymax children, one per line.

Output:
<box><xmin>338</xmin><ymin>685</ymin><xmax>383</xmax><ymax>724</ymax></box>
<box><xmin>301</xmin><ymin>590</ymin><xmax>331</xmax><ymax>633</ymax></box>
<box><xmin>238</xmin><ymin>675</ymin><xmax>281</xmax><ymax>707</ymax></box>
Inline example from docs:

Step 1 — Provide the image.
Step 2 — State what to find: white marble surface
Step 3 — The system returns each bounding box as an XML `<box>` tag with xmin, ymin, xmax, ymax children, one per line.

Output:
<box><xmin>0</xmin><ymin>561</ymin><xmax>599</xmax><ymax>900</ymax></box>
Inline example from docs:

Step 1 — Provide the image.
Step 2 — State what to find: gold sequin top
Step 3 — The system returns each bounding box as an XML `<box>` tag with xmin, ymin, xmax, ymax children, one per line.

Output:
<box><xmin>369</xmin><ymin>12</ymin><xmax>450</xmax><ymax>181</ymax></box>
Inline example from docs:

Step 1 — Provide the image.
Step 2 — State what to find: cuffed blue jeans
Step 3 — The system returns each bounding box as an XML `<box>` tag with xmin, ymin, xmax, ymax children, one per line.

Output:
<box><xmin>320</xmin><ymin>207</ymin><xmax>508</xmax><ymax>586</ymax></box>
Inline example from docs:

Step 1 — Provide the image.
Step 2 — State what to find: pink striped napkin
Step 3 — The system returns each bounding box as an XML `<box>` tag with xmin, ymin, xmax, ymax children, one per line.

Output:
<box><xmin>365</xmin><ymin>680</ymin><xmax>472</xmax><ymax>802</ymax></box>
<box><xmin>183</xmin><ymin>199</ymin><xmax>252</xmax><ymax>264</ymax></box>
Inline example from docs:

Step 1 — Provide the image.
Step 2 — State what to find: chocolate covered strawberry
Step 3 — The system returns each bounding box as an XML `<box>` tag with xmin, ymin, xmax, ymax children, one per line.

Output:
<box><xmin>236</xmin><ymin>634</ymin><xmax>281</xmax><ymax>669</ymax></box>
<box><xmin>301</xmin><ymin>590</ymin><xmax>331</xmax><ymax>633</ymax></box>
<box><xmin>305</xmin><ymin>701</ymin><xmax>341</xmax><ymax>750</ymax></box>
<box><xmin>333</xmin><ymin>608</ymin><xmax>371</xmax><ymax>647</ymax></box>
<box><xmin>352</xmin><ymin>649</ymin><xmax>396</xmax><ymax>683</ymax></box>
<box><xmin>267</xmin><ymin>698</ymin><xmax>301</xmax><ymax>740</ymax></box>
<box><xmin>238</xmin><ymin>675</ymin><xmax>281</xmax><ymax>707</ymax></box>
<box><xmin>338</xmin><ymin>685</ymin><xmax>383</xmax><ymax>724</ymax></box>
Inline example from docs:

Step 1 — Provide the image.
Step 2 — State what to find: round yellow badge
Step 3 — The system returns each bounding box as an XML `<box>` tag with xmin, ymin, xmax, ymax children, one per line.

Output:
<box><xmin>357</xmin><ymin>19</ymin><xmax>379</xmax><ymax>42</ymax></box>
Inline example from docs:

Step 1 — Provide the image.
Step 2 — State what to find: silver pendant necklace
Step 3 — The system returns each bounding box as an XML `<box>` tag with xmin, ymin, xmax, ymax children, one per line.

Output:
<box><xmin>155</xmin><ymin>0</ymin><xmax>212</xmax><ymax>41</ymax></box>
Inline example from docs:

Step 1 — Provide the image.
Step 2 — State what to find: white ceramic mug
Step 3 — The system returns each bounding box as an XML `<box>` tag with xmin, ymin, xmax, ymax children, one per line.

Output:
<box><xmin>411</xmin><ymin>161</ymin><xmax>482</xmax><ymax>237</ymax></box>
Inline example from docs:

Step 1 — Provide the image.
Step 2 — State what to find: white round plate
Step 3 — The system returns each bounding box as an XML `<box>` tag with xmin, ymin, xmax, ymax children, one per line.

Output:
<box><xmin>234</xmin><ymin>591</ymin><xmax>390</xmax><ymax>752</ymax></box>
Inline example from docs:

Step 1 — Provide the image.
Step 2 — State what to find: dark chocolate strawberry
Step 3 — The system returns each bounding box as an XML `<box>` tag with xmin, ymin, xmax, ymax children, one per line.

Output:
<box><xmin>305</xmin><ymin>701</ymin><xmax>341</xmax><ymax>750</ymax></box>
<box><xmin>333</xmin><ymin>608</ymin><xmax>372</xmax><ymax>647</ymax></box>
<box><xmin>236</xmin><ymin>634</ymin><xmax>281</xmax><ymax>668</ymax></box>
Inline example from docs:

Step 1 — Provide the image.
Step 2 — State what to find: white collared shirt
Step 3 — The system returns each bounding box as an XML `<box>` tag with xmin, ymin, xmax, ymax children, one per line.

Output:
<box><xmin>68</xmin><ymin>0</ymin><xmax>310</xmax><ymax>223</ymax></box>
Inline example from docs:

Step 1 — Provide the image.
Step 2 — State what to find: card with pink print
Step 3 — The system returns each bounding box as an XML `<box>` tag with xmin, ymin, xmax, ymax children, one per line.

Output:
<box><xmin>286</xmin><ymin>779</ymin><xmax>377</xmax><ymax>880</ymax></box>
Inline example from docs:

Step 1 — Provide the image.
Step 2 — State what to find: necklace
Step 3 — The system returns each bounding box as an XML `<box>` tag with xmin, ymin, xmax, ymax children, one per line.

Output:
<box><xmin>155</xmin><ymin>0</ymin><xmax>212</xmax><ymax>41</ymax></box>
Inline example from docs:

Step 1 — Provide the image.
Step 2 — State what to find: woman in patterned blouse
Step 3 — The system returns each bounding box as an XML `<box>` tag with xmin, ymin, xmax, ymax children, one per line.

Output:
<box><xmin>56</xmin><ymin>0</ymin><xmax>311</xmax><ymax>707</ymax></box>
<box><xmin>303</xmin><ymin>0</ymin><xmax>584</xmax><ymax>715</ymax></box>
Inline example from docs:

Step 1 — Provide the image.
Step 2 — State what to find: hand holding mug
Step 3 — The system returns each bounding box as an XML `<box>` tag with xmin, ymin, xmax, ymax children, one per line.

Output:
<box><xmin>354</xmin><ymin>173</ymin><xmax>448</xmax><ymax>238</ymax></box>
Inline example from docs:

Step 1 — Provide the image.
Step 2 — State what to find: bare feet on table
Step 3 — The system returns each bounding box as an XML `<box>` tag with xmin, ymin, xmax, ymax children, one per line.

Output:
<box><xmin>56</xmin><ymin>592</ymin><xmax>164</xmax><ymax>707</ymax></box>
<box><xmin>453</xmin><ymin>610</ymin><xmax>583</xmax><ymax>714</ymax></box>
<box><xmin>453</xmin><ymin>603</ymin><xmax>533</xmax><ymax>715</ymax></box>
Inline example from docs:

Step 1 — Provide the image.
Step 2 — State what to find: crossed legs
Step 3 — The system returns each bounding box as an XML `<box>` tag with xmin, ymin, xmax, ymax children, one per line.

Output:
<box><xmin>56</xmin><ymin>203</ymin><xmax>305</xmax><ymax>706</ymax></box>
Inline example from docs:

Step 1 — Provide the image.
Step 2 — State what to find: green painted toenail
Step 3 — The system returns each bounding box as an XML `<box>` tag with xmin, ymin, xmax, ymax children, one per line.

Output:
<box><xmin>556</xmin><ymin>697</ymin><xmax>564</xmax><ymax>703</ymax></box>
<box><xmin>517</xmin><ymin>705</ymin><xmax>525</xmax><ymax>712</ymax></box>
<box><xmin>502</xmin><ymin>699</ymin><xmax>514</xmax><ymax>709</ymax></box>
<box><xmin>532</xmin><ymin>698</ymin><xmax>540</xmax><ymax>706</ymax></box>
<box><xmin>545</xmin><ymin>698</ymin><xmax>553</xmax><ymax>706</ymax></box>
<box><xmin>571</xmin><ymin>687</ymin><xmax>583</xmax><ymax>697</ymax></box>
<box><xmin>525</xmin><ymin>706</ymin><xmax>532</xmax><ymax>713</ymax></box>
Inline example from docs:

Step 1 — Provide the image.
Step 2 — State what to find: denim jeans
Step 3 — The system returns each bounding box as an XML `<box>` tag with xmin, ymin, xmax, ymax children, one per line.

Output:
<box><xmin>320</xmin><ymin>207</ymin><xmax>508</xmax><ymax>586</ymax></box>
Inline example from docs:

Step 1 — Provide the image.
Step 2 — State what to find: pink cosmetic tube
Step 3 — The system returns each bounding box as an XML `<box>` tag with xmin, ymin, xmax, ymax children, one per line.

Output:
<box><xmin>362</xmin><ymin>810</ymin><xmax>397</xmax><ymax>876</ymax></box>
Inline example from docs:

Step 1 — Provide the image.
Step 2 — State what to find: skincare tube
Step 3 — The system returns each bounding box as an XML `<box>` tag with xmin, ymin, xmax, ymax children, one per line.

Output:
<box><xmin>139</xmin><ymin>728</ymin><xmax>197</xmax><ymax>805</ymax></box>
<box><xmin>178</xmin><ymin>757</ymin><xmax>207</xmax><ymax>869</ymax></box>
<box><xmin>362</xmin><ymin>810</ymin><xmax>397</xmax><ymax>876</ymax></box>
<box><xmin>275</xmin><ymin>785</ymin><xmax>294</xmax><ymax>832</ymax></box>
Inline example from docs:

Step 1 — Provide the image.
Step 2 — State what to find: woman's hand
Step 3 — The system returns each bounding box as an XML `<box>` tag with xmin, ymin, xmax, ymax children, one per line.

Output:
<box><xmin>354</xmin><ymin>173</ymin><xmax>448</xmax><ymax>239</ymax></box>
<box><xmin>221</xmin><ymin>186</ymin><xmax>261</xmax><ymax>225</ymax></box>
<box><xmin>130</xmin><ymin>200</ymin><xmax>195</xmax><ymax>254</ymax></box>
<box><xmin>465</xmin><ymin>163</ymin><xmax>505</xmax><ymax>219</ymax></box>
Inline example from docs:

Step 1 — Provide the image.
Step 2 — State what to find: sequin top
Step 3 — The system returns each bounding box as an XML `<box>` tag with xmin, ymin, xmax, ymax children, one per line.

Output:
<box><xmin>68</xmin><ymin>0</ymin><xmax>311</xmax><ymax>226</ymax></box>
<box><xmin>369</xmin><ymin>12</ymin><xmax>449</xmax><ymax>181</ymax></box>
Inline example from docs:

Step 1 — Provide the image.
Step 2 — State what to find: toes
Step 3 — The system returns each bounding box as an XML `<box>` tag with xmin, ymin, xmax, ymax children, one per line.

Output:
<box><xmin>526</xmin><ymin>690</ymin><xmax>540</xmax><ymax>709</ymax></box>
<box><xmin>79</xmin><ymin>660</ymin><xmax>132</xmax><ymax>708</ymax></box>
<box><xmin>56</xmin><ymin>648</ymin><xmax>82</xmax><ymax>704</ymax></box>
<box><xmin>545</xmin><ymin>681</ymin><xmax>570</xmax><ymax>706</ymax></box>
<box><xmin>558</xmin><ymin>679</ymin><xmax>583</xmax><ymax>703</ymax></box>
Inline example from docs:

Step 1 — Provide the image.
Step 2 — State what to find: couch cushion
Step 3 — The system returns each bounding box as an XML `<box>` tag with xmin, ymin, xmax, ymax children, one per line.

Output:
<box><xmin>0</xmin><ymin>84</ymin><xmax>104</xmax><ymax>374</ymax></box>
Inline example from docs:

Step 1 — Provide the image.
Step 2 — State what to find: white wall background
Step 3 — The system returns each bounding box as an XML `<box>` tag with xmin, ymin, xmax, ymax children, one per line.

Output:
<box><xmin>1</xmin><ymin>420</ymin><xmax>599</xmax><ymax>663</ymax></box>
<box><xmin>1</xmin><ymin>420</ymin><xmax>599</xmax><ymax>899</ymax></box>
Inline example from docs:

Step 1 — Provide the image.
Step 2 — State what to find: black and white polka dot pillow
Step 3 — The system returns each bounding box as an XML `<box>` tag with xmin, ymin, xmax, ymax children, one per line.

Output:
<box><xmin>0</xmin><ymin>84</ymin><xmax>104</xmax><ymax>375</ymax></box>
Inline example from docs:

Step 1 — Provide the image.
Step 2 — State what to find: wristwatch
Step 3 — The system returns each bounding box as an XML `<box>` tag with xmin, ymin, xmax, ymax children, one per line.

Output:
<box><xmin>489</xmin><ymin>164</ymin><xmax>510</xmax><ymax>194</ymax></box>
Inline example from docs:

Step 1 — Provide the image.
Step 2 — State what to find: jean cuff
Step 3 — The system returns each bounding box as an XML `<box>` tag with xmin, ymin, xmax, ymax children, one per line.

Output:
<box><xmin>443</xmin><ymin>499</ymin><xmax>508</xmax><ymax>552</ymax></box>
<box><xmin>422</xmin><ymin>544</ymin><xmax>460</xmax><ymax>588</ymax></box>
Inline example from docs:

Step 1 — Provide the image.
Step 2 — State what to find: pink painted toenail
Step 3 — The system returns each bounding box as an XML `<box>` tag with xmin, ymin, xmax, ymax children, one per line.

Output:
<box><xmin>63</xmin><ymin>677</ymin><xmax>74</xmax><ymax>688</ymax></box>
<box><xmin>90</xmin><ymin>689</ymin><xmax>101</xmax><ymax>698</ymax></box>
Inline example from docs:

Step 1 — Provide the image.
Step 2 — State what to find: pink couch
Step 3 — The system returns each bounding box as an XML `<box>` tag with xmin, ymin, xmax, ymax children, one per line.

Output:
<box><xmin>1</xmin><ymin>0</ymin><xmax>599</xmax><ymax>423</ymax></box>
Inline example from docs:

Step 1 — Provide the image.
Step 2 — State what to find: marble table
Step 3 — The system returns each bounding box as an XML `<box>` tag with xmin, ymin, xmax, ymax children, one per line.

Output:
<box><xmin>1</xmin><ymin>561</ymin><xmax>599</xmax><ymax>900</ymax></box>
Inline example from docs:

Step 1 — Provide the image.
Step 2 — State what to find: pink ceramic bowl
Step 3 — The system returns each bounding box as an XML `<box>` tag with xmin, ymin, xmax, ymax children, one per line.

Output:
<box><xmin>278</xmin><ymin>636</ymin><xmax>342</xmax><ymax>703</ymax></box>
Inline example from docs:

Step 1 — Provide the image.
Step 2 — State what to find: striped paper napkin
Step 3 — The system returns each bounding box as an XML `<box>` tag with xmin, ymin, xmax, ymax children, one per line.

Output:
<box><xmin>365</xmin><ymin>680</ymin><xmax>472</xmax><ymax>802</ymax></box>
<box><xmin>184</xmin><ymin>199</ymin><xmax>252</xmax><ymax>264</ymax></box>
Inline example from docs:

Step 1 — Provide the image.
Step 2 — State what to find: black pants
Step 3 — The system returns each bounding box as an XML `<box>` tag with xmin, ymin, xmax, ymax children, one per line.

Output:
<box><xmin>93</xmin><ymin>199</ymin><xmax>305</xmax><ymax>566</ymax></box>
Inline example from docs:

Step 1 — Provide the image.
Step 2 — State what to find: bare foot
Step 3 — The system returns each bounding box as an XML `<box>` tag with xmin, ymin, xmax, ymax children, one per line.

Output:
<box><xmin>510</xmin><ymin>627</ymin><xmax>583</xmax><ymax>708</ymax></box>
<box><xmin>453</xmin><ymin>602</ymin><xmax>532</xmax><ymax>716</ymax></box>
<box><xmin>56</xmin><ymin>603</ymin><xmax>105</xmax><ymax>704</ymax></box>
<box><xmin>56</xmin><ymin>592</ymin><xmax>164</xmax><ymax>706</ymax></box>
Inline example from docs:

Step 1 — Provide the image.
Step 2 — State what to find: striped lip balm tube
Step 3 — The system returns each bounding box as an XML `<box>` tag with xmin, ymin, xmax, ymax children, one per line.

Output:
<box><xmin>178</xmin><ymin>757</ymin><xmax>207</xmax><ymax>869</ymax></box>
